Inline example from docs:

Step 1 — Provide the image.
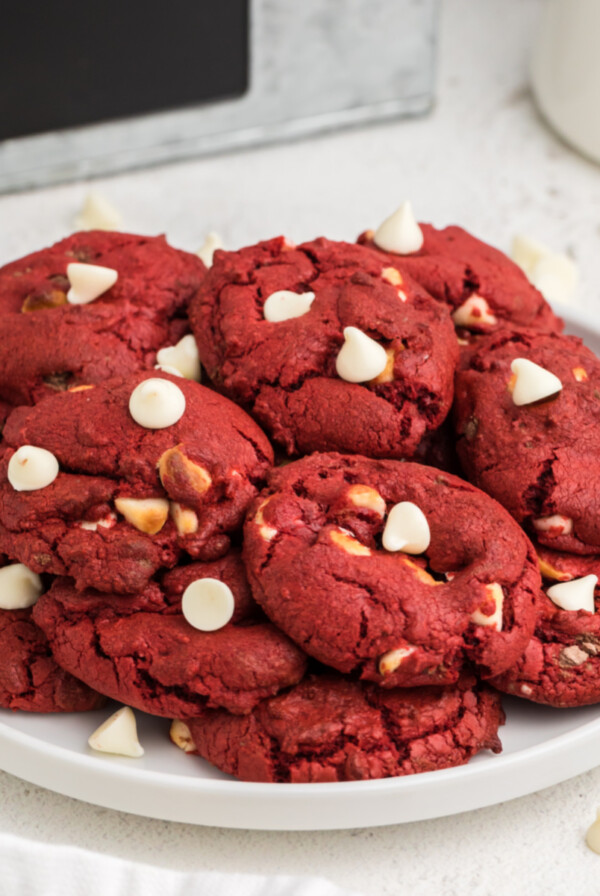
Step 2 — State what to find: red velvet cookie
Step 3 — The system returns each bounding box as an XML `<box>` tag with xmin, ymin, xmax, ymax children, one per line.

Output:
<box><xmin>189</xmin><ymin>237</ymin><xmax>458</xmax><ymax>458</ymax></box>
<box><xmin>32</xmin><ymin>553</ymin><xmax>307</xmax><ymax>716</ymax></box>
<box><xmin>0</xmin><ymin>231</ymin><xmax>205</xmax><ymax>412</ymax></box>
<box><xmin>173</xmin><ymin>674</ymin><xmax>504</xmax><ymax>783</ymax></box>
<box><xmin>454</xmin><ymin>329</ymin><xmax>600</xmax><ymax>554</ymax></box>
<box><xmin>0</xmin><ymin>372</ymin><xmax>273</xmax><ymax>592</ymax></box>
<box><xmin>243</xmin><ymin>453</ymin><xmax>540</xmax><ymax>686</ymax></box>
<box><xmin>0</xmin><ymin>230</ymin><xmax>204</xmax><ymax>319</ymax></box>
<box><xmin>359</xmin><ymin>222</ymin><xmax>562</xmax><ymax>333</ymax></box>
<box><xmin>0</xmin><ymin>606</ymin><xmax>104</xmax><ymax>712</ymax></box>
<box><xmin>492</xmin><ymin>548</ymin><xmax>600</xmax><ymax>706</ymax></box>
<box><xmin>0</xmin><ymin>558</ymin><xmax>104</xmax><ymax>712</ymax></box>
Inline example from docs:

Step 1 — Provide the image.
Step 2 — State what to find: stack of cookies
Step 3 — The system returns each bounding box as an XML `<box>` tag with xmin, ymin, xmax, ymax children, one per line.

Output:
<box><xmin>0</xmin><ymin>203</ymin><xmax>595</xmax><ymax>784</ymax></box>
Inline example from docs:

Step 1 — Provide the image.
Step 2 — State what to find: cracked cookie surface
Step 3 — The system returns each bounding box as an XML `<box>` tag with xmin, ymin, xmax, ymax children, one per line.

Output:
<box><xmin>358</xmin><ymin>223</ymin><xmax>562</xmax><ymax>333</ymax></box>
<box><xmin>32</xmin><ymin>553</ymin><xmax>307</xmax><ymax>716</ymax></box>
<box><xmin>454</xmin><ymin>329</ymin><xmax>600</xmax><ymax>553</ymax></box>
<box><xmin>0</xmin><ymin>372</ymin><xmax>273</xmax><ymax>592</ymax></box>
<box><xmin>0</xmin><ymin>606</ymin><xmax>104</xmax><ymax>712</ymax></box>
<box><xmin>0</xmin><ymin>231</ymin><xmax>205</xmax><ymax>415</ymax></box>
<box><xmin>177</xmin><ymin>673</ymin><xmax>504</xmax><ymax>782</ymax></box>
<box><xmin>492</xmin><ymin>549</ymin><xmax>600</xmax><ymax>706</ymax></box>
<box><xmin>243</xmin><ymin>453</ymin><xmax>540</xmax><ymax>686</ymax></box>
<box><xmin>189</xmin><ymin>237</ymin><xmax>458</xmax><ymax>458</ymax></box>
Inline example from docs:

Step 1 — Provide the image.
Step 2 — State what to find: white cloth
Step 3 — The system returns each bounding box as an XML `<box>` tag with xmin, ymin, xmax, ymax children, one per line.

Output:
<box><xmin>0</xmin><ymin>832</ymin><xmax>362</xmax><ymax>896</ymax></box>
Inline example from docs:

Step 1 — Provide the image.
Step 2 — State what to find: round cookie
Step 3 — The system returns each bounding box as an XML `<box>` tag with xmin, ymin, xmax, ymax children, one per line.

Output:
<box><xmin>0</xmin><ymin>231</ymin><xmax>205</xmax><ymax>413</ymax></box>
<box><xmin>454</xmin><ymin>328</ymin><xmax>600</xmax><ymax>554</ymax></box>
<box><xmin>0</xmin><ymin>230</ymin><xmax>204</xmax><ymax>320</ymax></box>
<box><xmin>492</xmin><ymin>549</ymin><xmax>600</xmax><ymax>706</ymax></box>
<box><xmin>172</xmin><ymin>674</ymin><xmax>504</xmax><ymax>783</ymax></box>
<box><xmin>190</xmin><ymin>237</ymin><xmax>458</xmax><ymax>459</ymax></box>
<box><xmin>32</xmin><ymin>553</ymin><xmax>307</xmax><ymax>717</ymax></box>
<box><xmin>243</xmin><ymin>453</ymin><xmax>540</xmax><ymax>686</ymax></box>
<box><xmin>358</xmin><ymin>221</ymin><xmax>562</xmax><ymax>334</ymax></box>
<box><xmin>0</xmin><ymin>372</ymin><xmax>273</xmax><ymax>593</ymax></box>
<box><xmin>0</xmin><ymin>305</ymin><xmax>150</xmax><ymax>411</ymax></box>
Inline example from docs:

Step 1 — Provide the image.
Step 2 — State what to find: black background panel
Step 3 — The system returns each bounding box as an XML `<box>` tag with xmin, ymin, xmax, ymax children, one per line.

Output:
<box><xmin>0</xmin><ymin>1</ymin><xmax>249</xmax><ymax>141</ymax></box>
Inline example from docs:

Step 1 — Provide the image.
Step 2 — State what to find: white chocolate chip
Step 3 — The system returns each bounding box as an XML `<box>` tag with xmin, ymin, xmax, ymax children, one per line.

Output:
<box><xmin>520</xmin><ymin>684</ymin><xmax>533</xmax><ymax>696</ymax></box>
<box><xmin>170</xmin><ymin>502</ymin><xmax>199</xmax><ymax>535</ymax></box>
<box><xmin>158</xmin><ymin>447</ymin><xmax>211</xmax><ymax>495</ymax></box>
<box><xmin>373</xmin><ymin>201</ymin><xmax>424</xmax><ymax>254</ymax></box>
<box><xmin>586</xmin><ymin>810</ymin><xmax>600</xmax><ymax>855</ymax></box>
<box><xmin>79</xmin><ymin>511</ymin><xmax>117</xmax><ymax>532</ymax></box>
<box><xmin>511</xmin><ymin>234</ymin><xmax>550</xmax><ymax>278</ymax></box>
<box><xmin>560</xmin><ymin>644</ymin><xmax>589</xmax><ymax>666</ymax></box>
<box><xmin>510</xmin><ymin>358</ymin><xmax>562</xmax><ymax>406</ymax></box>
<box><xmin>347</xmin><ymin>484</ymin><xmax>386</xmax><ymax>517</ymax></box>
<box><xmin>471</xmin><ymin>583</ymin><xmax>504</xmax><ymax>631</ymax></box>
<box><xmin>8</xmin><ymin>446</ymin><xmax>59</xmax><ymax>492</ymax></box>
<box><xmin>263</xmin><ymin>290</ymin><xmax>315</xmax><ymax>323</ymax></box>
<box><xmin>197</xmin><ymin>232</ymin><xmax>223</xmax><ymax>267</ymax></box>
<box><xmin>511</xmin><ymin>234</ymin><xmax>578</xmax><ymax>306</ymax></box>
<box><xmin>66</xmin><ymin>262</ymin><xmax>118</xmax><ymax>305</ymax></box>
<box><xmin>254</xmin><ymin>497</ymin><xmax>277</xmax><ymax>541</ymax></box>
<box><xmin>156</xmin><ymin>334</ymin><xmax>201</xmax><ymax>381</ymax></box>
<box><xmin>381</xmin><ymin>267</ymin><xmax>403</xmax><ymax>286</ymax></box>
<box><xmin>451</xmin><ymin>295</ymin><xmax>498</xmax><ymax>328</ymax></box>
<box><xmin>0</xmin><ymin>564</ymin><xmax>43</xmax><ymax>610</ymax></box>
<box><xmin>382</xmin><ymin>502</ymin><xmax>430</xmax><ymax>554</ymax></box>
<box><xmin>330</xmin><ymin>528</ymin><xmax>372</xmax><ymax>556</ymax></box>
<box><xmin>378</xmin><ymin>646</ymin><xmax>416</xmax><ymax>677</ymax></box>
<box><xmin>182</xmin><ymin>578</ymin><xmax>235</xmax><ymax>632</ymax></box>
<box><xmin>129</xmin><ymin>378</ymin><xmax>186</xmax><ymax>429</ymax></box>
<box><xmin>531</xmin><ymin>253</ymin><xmax>578</xmax><ymax>306</ymax></box>
<box><xmin>169</xmin><ymin>719</ymin><xmax>196</xmax><ymax>753</ymax></box>
<box><xmin>154</xmin><ymin>364</ymin><xmax>183</xmax><ymax>377</ymax></box>
<box><xmin>546</xmin><ymin>575</ymin><xmax>597</xmax><ymax>613</ymax></box>
<box><xmin>75</xmin><ymin>190</ymin><xmax>122</xmax><ymax>231</ymax></box>
<box><xmin>114</xmin><ymin>497</ymin><xmax>170</xmax><ymax>535</ymax></box>
<box><xmin>335</xmin><ymin>326</ymin><xmax>388</xmax><ymax>383</ymax></box>
<box><xmin>88</xmin><ymin>706</ymin><xmax>144</xmax><ymax>758</ymax></box>
<box><xmin>533</xmin><ymin>514</ymin><xmax>573</xmax><ymax>536</ymax></box>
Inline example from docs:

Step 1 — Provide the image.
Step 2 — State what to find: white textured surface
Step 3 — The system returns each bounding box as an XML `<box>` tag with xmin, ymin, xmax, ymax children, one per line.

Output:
<box><xmin>1</xmin><ymin>0</ymin><xmax>600</xmax><ymax>892</ymax></box>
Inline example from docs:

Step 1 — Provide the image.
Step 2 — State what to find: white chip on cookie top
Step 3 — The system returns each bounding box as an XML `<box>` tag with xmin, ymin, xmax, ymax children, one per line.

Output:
<box><xmin>128</xmin><ymin>378</ymin><xmax>186</xmax><ymax>429</ymax></box>
<box><xmin>546</xmin><ymin>575</ymin><xmax>597</xmax><ymax>613</ymax></box>
<box><xmin>451</xmin><ymin>295</ymin><xmax>498</xmax><ymax>328</ymax></box>
<box><xmin>373</xmin><ymin>201</ymin><xmax>424</xmax><ymax>255</ymax></box>
<box><xmin>156</xmin><ymin>334</ymin><xmax>201</xmax><ymax>381</ymax></box>
<box><xmin>382</xmin><ymin>502</ymin><xmax>431</xmax><ymax>554</ymax></box>
<box><xmin>533</xmin><ymin>514</ymin><xmax>573</xmax><ymax>536</ymax></box>
<box><xmin>471</xmin><ymin>583</ymin><xmax>504</xmax><ymax>631</ymax></box>
<box><xmin>66</xmin><ymin>262</ymin><xmax>118</xmax><ymax>305</ymax></box>
<box><xmin>263</xmin><ymin>290</ymin><xmax>315</xmax><ymax>323</ymax></box>
<box><xmin>8</xmin><ymin>446</ymin><xmax>59</xmax><ymax>491</ymax></box>
<box><xmin>182</xmin><ymin>578</ymin><xmax>235</xmax><ymax>632</ymax></box>
<box><xmin>0</xmin><ymin>564</ymin><xmax>43</xmax><ymax>610</ymax></box>
<box><xmin>88</xmin><ymin>706</ymin><xmax>144</xmax><ymax>758</ymax></box>
<box><xmin>336</xmin><ymin>326</ymin><xmax>388</xmax><ymax>383</ymax></box>
<box><xmin>510</xmin><ymin>358</ymin><xmax>562</xmax><ymax>406</ymax></box>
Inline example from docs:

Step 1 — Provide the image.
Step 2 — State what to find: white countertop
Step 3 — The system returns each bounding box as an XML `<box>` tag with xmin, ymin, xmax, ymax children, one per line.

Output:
<box><xmin>1</xmin><ymin>1</ymin><xmax>600</xmax><ymax>893</ymax></box>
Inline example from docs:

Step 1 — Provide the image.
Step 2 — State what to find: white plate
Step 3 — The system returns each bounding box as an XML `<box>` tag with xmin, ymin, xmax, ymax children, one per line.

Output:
<box><xmin>0</xmin><ymin>306</ymin><xmax>598</xmax><ymax>832</ymax></box>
